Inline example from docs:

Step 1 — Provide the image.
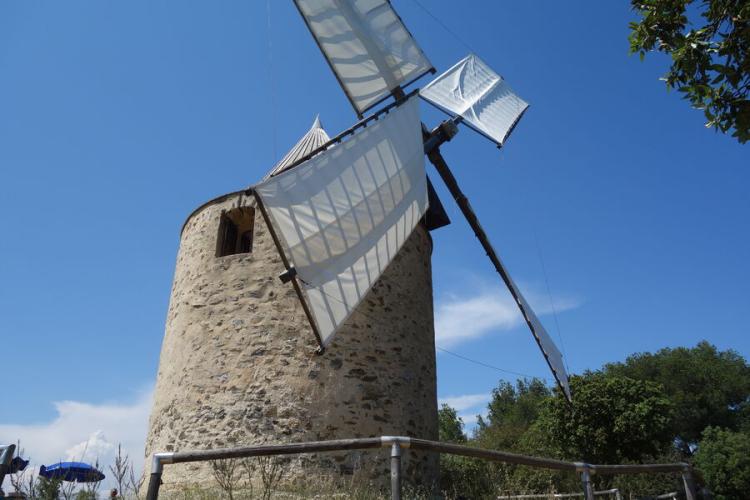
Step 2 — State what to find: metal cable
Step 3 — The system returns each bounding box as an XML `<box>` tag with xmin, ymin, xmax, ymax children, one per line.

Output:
<box><xmin>436</xmin><ymin>346</ymin><xmax>550</xmax><ymax>381</ymax></box>
<box><xmin>266</xmin><ymin>0</ymin><xmax>278</xmax><ymax>161</ymax></box>
<box><xmin>297</xmin><ymin>277</ymin><xmax>550</xmax><ymax>382</ymax></box>
<box><xmin>534</xmin><ymin>231</ymin><xmax>571</xmax><ymax>375</ymax></box>
<box><xmin>408</xmin><ymin>0</ymin><xmax>477</xmax><ymax>55</ymax></box>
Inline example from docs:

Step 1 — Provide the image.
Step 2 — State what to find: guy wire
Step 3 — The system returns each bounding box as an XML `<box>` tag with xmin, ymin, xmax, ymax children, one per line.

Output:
<box><xmin>409</xmin><ymin>0</ymin><xmax>476</xmax><ymax>55</ymax></box>
<box><xmin>266</xmin><ymin>0</ymin><xmax>278</xmax><ymax>161</ymax></box>
<box><xmin>299</xmin><ymin>277</ymin><xmax>551</xmax><ymax>383</ymax></box>
<box><xmin>533</xmin><ymin>230</ymin><xmax>571</xmax><ymax>375</ymax></box>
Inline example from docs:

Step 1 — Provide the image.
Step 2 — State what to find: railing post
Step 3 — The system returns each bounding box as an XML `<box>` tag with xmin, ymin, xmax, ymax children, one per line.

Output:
<box><xmin>146</xmin><ymin>452</ymin><xmax>174</xmax><ymax>500</ymax></box>
<box><xmin>576</xmin><ymin>463</ymin><xmax>595</xmax><ymax>500</ymax></box>
<box><xmin>614</xmin><ymin>488</ymin><xmax>623</xmax><ymax>500</ymax></box>
<box><xmin>681</xmin><ymin>465</ymin><xmax>697</xmax><ymax>500</ymax></box>
<box><xmin>390</xmin><ymin>441</ymin><xmax>402</xmax><ymax>500</ymax></box>
<box><xmin>145</xmin><ymin>471</ymin><xmax>162</xmax><ymax>500</ymax></box>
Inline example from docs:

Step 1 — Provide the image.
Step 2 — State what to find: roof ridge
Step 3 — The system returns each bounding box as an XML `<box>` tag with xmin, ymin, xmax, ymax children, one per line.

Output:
<box><xmin>263</xmin><ymin>115</ymin><xmax>330</xmax><ymax>179</ymax></box>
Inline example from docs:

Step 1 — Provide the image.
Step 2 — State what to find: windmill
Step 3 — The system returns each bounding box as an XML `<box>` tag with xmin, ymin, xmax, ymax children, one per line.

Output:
<box><xmin>250</xmin><ymin>0</ymin><xmax>571</xmax><ymax>402</ymax></box>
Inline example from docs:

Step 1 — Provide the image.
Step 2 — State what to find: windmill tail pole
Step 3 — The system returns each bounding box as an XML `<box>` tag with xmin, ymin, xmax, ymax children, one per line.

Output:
<box><xmin>422</xmin><ymin>120</ymin><xmax>570</xmax><ymax>400</ymax></box>
<box><xmin>422</xmin><ymin>122</ymin><xmax>524</xmax><ymax>330</ymax></box>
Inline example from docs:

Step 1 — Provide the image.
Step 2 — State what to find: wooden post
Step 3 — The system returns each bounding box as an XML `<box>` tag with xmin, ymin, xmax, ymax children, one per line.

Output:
<box><xmin>681</xmin><ymin>466</ymin><xmax>697</xmax><ymax>500</ymax></box>
<box><xmin>578</xmin><ymin>464</ymin><xmax>595</xmax><ymax>500</ymax></box>
<box><xmin>145</xmin><ymin>472</ymin><xmax>162</xmax><ymax>500</ymax></box>
<box><xmin>390</xmin><ymin>442</ymin><xmax>402</xmax><ymax>500</ymax></box>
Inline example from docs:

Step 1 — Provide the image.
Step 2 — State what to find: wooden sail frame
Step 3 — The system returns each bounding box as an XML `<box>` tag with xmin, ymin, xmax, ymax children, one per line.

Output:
<box><xmin>252</xmin><ymin>189</ymin><xmax>326</xmax><ymax>351</ymax></box>
<box><xmin>252</xmin><ymin>95</ymin><xmax>428</xmax><ymax>353</ymax></box>
<box><xmin>292</xmin><ymin>0</ymin><xmax>435</xmax><ymax>118</ymax></box>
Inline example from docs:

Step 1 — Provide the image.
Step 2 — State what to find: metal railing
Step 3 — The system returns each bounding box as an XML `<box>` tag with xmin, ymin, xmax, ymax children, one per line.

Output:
<box><xmin>498</xmin><ymin>489</ymin><xmax>622</xmax><ymax>499</ymax></box>
<box><xmin>146</xmin><ymin>436</ymin><xmax>698</xmax><ymax>500</ymax></box>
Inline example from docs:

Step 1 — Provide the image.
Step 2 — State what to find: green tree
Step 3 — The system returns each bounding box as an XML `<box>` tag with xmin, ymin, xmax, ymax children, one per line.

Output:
<box><xmin>437</xmin><ymin>404</ymin><xmax>493</xmax><ymax>497</ymax></box>
<box><xmin>35</xmin><ymin>476</ymin><xmax>62</xmax><ymax>500</ymax></box>
<box><xmin>610</xmin><ymin>448</ymin><xmax>685</xmax><ymax>498</ymax></box>
<box><xmin>473</xmin><ymin>379</ymin><xmax>578</xmax><ymax>496</ymax></box>
<box><xmin>693</xmin><ymin>427</ymin><xmax>750</xmax><ymax>499</ymax></box>
<box><xmin>475</xmin><ymin>378</ymin><xmax>551</xmax><ymax>451</ymax></box>
<box><xmin>538</xmin><ymin>373</ymin><xmax>674</xmax><ymax>464</ymax></box>
<box><xmin>438</xmin><ymin>403</ymin><xmax>466</xmax><ymax>443</ymax></box>
<box><xmin>629</xmin><ymin>0</ymin><xmax>750</xmax><ymax>142</ymax></box>
<box><xmin>604</xmin><ymin>341</ymin><xmax>750</xmax><ymax>452</ymax></box>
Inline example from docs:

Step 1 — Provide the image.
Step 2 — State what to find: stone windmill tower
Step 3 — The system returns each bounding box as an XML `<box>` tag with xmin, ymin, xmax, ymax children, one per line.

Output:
<box><xmin>143</xmin><ymin>116</ymin><xmax>449</xmax><ymax>490</ymax></box>
<box><xmin>145</xmin><ymin>0</ymin><xmax>572</xmax><ymax>492</ymax></box>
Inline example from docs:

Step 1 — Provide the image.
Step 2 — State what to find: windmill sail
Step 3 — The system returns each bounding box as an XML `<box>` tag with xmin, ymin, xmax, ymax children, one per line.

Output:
<box><xmin>254</xmin><ymin>96</ymin><xmax>427</xmax><ymax>347</ymax></box>
<box><xmin>421</xmin><ymin>54</ymin><xmax>529</xmax><ymax>147</ymax></box>
<box><xmin>289</xmin><ymin>3</ymin><xmax>568</xmax><ymax>397</ymax></box>
<box><xmin>293</xmin><ymin>0</ymin><xmax>433</xmax><ymax>116</ymax></box>
<box><xmin>501</xmin><ymin>262</ymin><xmax>570</xmax><ymax>400</ymax></box>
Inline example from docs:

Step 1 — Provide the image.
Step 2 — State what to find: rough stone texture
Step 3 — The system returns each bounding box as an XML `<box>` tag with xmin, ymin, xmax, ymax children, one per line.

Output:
<box><xmin>144</xmin><ymin>190</ymin><xmax>438</xmax><ymax>492</ymax></box>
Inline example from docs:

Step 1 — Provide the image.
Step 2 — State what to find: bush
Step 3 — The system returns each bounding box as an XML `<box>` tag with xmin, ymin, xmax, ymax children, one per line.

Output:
<box><xmin>694</xmin><ymin>427</ymin><xmax>750</xmax><ymax>499</ymax></box>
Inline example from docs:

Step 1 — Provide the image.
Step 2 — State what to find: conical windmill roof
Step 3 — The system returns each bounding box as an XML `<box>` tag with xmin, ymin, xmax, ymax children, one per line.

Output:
<box><xmin>260</xmin><ymin>112</ymin><xmax>450</xmax><ymax>231</ymax></box>
<box><xmin>264</xmin><ymin>115</ymin><xmax>330</xmax><ymax>179</ymax></box>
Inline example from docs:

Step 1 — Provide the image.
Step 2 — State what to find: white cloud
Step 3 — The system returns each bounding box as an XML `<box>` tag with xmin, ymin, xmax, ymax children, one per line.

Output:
<box><xmin>439</xmin><ymin>393</ymin><xmax>492</xmax><ymax>434</ymax></box>
<box><xmin>65</xmin><ymin>430</ymin><xmax>115</xmax><ymax>464</ymax></box>
<box><xmin>0</xmin><ymin>386</ymin><xmax>153</xmax><ymax>487</ymax></box>
<box><xmin>459</xmin><ymin>411</ymin><xmax>486</xmax><ymax>428</ymax></box>
<box><xmin>435</xmin><ymin>285</ymin><xmax>580</xmax><ymax>348</ymax></box>
<box><xmin>439</xmin><ymin>393</ymin><xmax>491</xmax><ymax>412</ymax></box>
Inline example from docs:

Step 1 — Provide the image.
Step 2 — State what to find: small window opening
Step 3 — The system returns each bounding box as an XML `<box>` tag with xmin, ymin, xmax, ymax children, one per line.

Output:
<box><xmin>216</xmin><ymin>207</ymin><xmax>255</xmax><ymax>257</ymax></box>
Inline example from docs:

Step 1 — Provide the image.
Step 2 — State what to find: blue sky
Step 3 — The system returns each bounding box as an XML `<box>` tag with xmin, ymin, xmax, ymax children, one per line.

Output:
<box><xmin>1</xmin><ymin>0</ymin><xmax>748</xmax><ymax>478</ymax></box>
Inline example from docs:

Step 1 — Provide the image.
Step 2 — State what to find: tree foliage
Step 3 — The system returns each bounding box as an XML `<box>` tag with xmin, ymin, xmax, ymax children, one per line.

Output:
<box><xmin>35</xmin><ymin>477</ymin><xmax>62</xmax><ymax>500</ymax></box>
<box><xmin>438</xmin><ymin>403</ymin><xmax>467</xmax><ymax>444</ymax></box>
<box><xmin>604</xmin><ymin>341</ymin><xmax>750</xmax><ymax>451</ymax></box>
<box><xmin>693</xmin><ymin>426</ymin><xmax>750</xmax><ymax>499</ymax></box>
<box><xmin>537</xmin><ymin>373</ymin><xmax>674</xmax><ymax>464</ymax></box>
<box><xmin>629</xmin><ymin>0</ymin><xmax>750</xmax><ymax>142</ymax></box>
<box><xmin>474</xmin><ymin>379</ymin><xmax>577</xmax><ymax>496</ymax></box>
<box><xmin>436</xmin><ymin>341</ymin><xmax>748</xmax><ymax>497</ymax></box>
<box><xmin>475</xmin><ymin>378</ymin><xmax>550</xmax><ymax>451</ymax></box>
<box><xmin>437</xmin><ymin>403</ymin><xmax>495</xmax><ymax>496</ymax></box>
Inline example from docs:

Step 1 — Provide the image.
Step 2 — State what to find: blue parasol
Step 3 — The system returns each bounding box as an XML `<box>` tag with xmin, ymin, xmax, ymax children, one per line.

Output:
<box><xmin>39</xmin><ymin>462</ymin><xmax>105</xmax><ymax>483</ymax></box>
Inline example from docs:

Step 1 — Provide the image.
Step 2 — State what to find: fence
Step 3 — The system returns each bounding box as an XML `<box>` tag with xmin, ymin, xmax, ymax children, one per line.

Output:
<box><xmin>146</xmin><ymin>436</ymin><xmax>698</xmax><ymax>500</ymax></box>
<box><xmin>497</xmin><ymin>489</ymin><xmax>622</xmax><ymax>499</ymax></box>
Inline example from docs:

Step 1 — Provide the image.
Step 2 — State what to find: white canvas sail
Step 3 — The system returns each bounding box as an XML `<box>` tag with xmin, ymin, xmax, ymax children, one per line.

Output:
<box><xmin>293</xmin><ymin>0</ymin><xmax>433</xmax><ymax>116</ymax></box>
<box><xmin>420</xmin><ymin>54</ymin><xmax>529</xmax><ymax>147</ymax></box>
<box><xmin>254</xmin><ymin>97</ymin><xmax>427</xmax><ymax>347</ymax></box>
<box><xmin>504</xmin><ymin>271</ymin><xmax>571</xmax><ymax>400</ymax></box>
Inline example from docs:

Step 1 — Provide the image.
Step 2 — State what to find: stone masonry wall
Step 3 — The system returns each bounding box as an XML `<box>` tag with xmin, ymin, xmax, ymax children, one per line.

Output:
<box><xmin>143</xmin><ymin>190</ymin><xmax>439</xmax><ymax>493</ymax></box>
